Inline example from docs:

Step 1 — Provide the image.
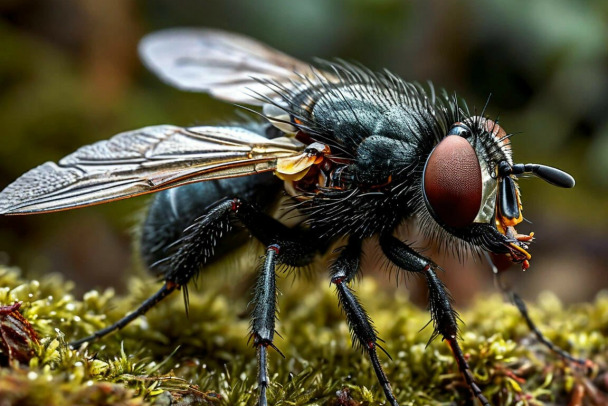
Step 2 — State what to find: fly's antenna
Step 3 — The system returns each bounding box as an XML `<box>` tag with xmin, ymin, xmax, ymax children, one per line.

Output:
<box><xmin>500</xmin><ymin>161</ymin><xmax>575</xmax><ymax>188</ymax></box>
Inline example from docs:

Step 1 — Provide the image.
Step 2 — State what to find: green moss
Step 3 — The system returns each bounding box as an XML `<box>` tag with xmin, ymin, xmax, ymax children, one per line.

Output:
<box><xmin>0</xmin><ymin>265</ymin><xmax>605</xmax><ymax>405</ymax></box>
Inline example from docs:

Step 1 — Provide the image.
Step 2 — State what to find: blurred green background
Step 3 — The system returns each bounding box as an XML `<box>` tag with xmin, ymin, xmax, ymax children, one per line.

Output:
<box><xmin>0</xmin><ymin>0</ymin><xmax>606</xmax><ymax>304</ymax></box>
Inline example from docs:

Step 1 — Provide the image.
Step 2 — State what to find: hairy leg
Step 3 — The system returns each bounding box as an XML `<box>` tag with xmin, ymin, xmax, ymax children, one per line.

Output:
<box><xmin>330</xmin><ymin>237</ymin><xmax>399</xmax><ymax>406</ymax></box>
<box><xmin>381</xmin><ymin>233</ymin><xmax>490</xmax><ymax>406</ymax></box>
<box><xmin>487</xmin><ymin>255</ymin><xmax>591</xmax><ymax>367</ymax></box>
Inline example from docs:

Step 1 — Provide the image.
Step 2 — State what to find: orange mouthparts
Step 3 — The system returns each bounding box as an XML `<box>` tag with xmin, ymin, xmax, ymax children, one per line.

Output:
<box><xmin>504</xmin><ymin>227</ymin><xmax>534</xmax><ymax>270</ymax></box>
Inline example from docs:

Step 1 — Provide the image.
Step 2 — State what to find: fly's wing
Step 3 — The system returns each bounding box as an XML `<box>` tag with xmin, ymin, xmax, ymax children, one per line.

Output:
<box><xmin>139</xmin><ymin>28</ymin><xmax>334</xmax><ymax>105</ymax></box>
<box><xmin>0</xmin><ymin>125</ymin><xmax>304</xmax><ymax>215</ymax></box>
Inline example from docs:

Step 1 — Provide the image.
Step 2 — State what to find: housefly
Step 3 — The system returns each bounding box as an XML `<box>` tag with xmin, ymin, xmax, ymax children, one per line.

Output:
<box><xmin>0</xmin><ymin>28</ymin><xmax>582</xmax><ymax>405</ymax></box>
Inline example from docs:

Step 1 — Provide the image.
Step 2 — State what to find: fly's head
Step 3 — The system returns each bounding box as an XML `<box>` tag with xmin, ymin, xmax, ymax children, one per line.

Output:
<box><xmin>421</xmin><ymin>116</ymin><xmax>574</xmax><ymax>270</ymax></box>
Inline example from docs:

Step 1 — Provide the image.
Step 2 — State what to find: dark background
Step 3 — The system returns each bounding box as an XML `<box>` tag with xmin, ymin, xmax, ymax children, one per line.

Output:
<box><xmin>0</xmin><ymin>0</ymin><xmax>606</xmax><ymax>304</ymax></box>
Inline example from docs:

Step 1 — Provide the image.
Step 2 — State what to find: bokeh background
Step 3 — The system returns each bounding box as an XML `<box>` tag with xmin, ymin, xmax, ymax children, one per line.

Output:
<box><xmin>0</xmin><ymin>0</ymin><xmax>606</xmax><ymax>305</ymax></box>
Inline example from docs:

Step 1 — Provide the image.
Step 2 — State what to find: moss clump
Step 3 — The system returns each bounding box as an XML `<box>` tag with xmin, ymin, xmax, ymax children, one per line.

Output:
<box><xmin>0</xmin><ymin>265</ymin><xmax>606</xmax><ymax>405</ymax></box>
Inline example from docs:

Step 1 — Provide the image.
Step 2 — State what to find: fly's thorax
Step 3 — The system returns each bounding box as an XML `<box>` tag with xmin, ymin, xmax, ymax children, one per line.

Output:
<box><xmin>307</xmin><ymin>83</ymin><xmax>387</xmax><ymax>147</ymax></box>
<box><xmin>351</xmin><ymin>135</ymin><xmax>423</xmax><ymax>190</ymax></box>
<box><xmin>268</xmin><ymin>77</ymin><xmax>445</xmax><ymax>197</ymax></box>
<box><xmin>283</xmin><ymin>76</ymin><xmax>444</xmax><ymax>151</ymax></box>
<box><xmin>261</xmin><ymin>82</ymin><xmax>387</xmax><ymax>151</ymax></box>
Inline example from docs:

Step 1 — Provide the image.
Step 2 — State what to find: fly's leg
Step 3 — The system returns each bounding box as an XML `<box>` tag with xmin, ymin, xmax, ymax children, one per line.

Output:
<box><xmin>70</xmin><ymin>282</ymin><xmax>177</xmax><ymax>348</ymax></box>
<box><xmin>177</xmin><ymin>197</ymin><xmax>319</xmax><ymax>406</ymax></box>
<box><xmin>233</xmin><ymin>201</ymin><xmax>319</xmax><ymax>405</ymax></box>
<box><xmin>488</xmin><ymin>257</ymin><xmax>592</xmax><ymax>368</ymax></box>
<box><xmin>380</xmin><ymin>234</ymin><xmax>490</xmax><ymax>406</ymax></box>
<box><xmin>161</xmin><ymin>199</ymin><xmax>238</xmax><ymax>287</ymax></box>
<box><xmin>70</xmin><ymin>192</ymin><xmax>321</xmax><ymax>406</ymax></box>
<box><xmin>70</xmin><ymin>193</ymin><xmax>310</xmax><ymax>344</ymax></box>
<box><xmin>511</xmin><ymin>292</ymin><xmax>590</xmax><ymax>365</ymax></box>
<box><xmin>69</xmin><ymin>198</ymin><xmax>238</xmax><ymax>348</ymax></box>
<box><xmin>251</xmin><ymin>244</ymin><xmax>282</xmax><ymax>406</ymax></box>
<box><xmin>331</xmin><ymin>238</ymin><xmax>399</xmax><ymax>406</ymax></box>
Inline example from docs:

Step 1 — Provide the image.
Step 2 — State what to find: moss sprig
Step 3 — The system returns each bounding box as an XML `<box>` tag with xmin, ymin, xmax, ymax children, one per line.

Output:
<box><xmin>0</xmin><ymin>265</ymin><xmax>606</xmax><ymax>405</ymax></box>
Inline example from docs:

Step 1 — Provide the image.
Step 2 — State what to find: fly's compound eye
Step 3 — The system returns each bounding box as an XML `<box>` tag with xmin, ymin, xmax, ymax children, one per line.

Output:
<box><xmin>447</xmin><ymin>122</ymin><xmax>472</xmax><ymax>138</ymax></box>
<box><xmin>422</xmin><ymin>135</ymin><xmax>482</xmax><ymax>228</ymax></box>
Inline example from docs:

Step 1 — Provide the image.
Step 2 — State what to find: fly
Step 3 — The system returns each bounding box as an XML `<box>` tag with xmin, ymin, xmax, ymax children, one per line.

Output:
<box><xmin>0</xmin><ymin>28</ymin><xmax>585</xmax><ymax>406</ymax></box>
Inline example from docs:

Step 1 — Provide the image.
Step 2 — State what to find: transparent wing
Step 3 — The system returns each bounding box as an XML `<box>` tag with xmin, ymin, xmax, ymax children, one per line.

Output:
<box><xmin>139</xmin><ymin>28</ymin><xmax>333</xmax><ymax>105</ymax></box>
<box><xmin>0</xmin><ymin>125</ymin><xmax>304</xmax><ymax>215</ymax></box>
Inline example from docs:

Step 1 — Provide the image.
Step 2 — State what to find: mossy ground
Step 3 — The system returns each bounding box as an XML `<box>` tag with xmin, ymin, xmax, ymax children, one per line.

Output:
<box><xmin>0</xmin><ymin>265</ymin><xmax>606</xmax><ymax>406</ymax></box>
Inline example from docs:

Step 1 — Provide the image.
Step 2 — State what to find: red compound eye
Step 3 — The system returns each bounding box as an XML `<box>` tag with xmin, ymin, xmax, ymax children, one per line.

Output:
<box><xmin>423</xmin><ymin>135</ymin><xmax>482</xmax><ymax>228</ymax></box>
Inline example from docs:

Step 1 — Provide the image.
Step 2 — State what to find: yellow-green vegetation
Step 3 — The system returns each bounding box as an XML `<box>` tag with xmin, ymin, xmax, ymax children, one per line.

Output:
<box><xmin>0</xmin><ymin>265</ymin><xmax>606</xmax><ymax>406</ymax></box>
